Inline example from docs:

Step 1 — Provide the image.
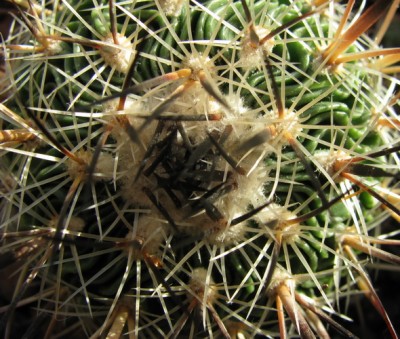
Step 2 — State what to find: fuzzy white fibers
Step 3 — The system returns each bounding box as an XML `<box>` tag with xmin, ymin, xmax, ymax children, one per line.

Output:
<box><xmin>240</xmin><ymin>26</ymin><xmax>275</xmax><ymax>69</ymax></box>
<box><xmin>99</xmin><ymin>33</ymin><xmax>134</xmax><ymax>74</ymax></box>
<box><xmin>188</xmin><ymin>267</ymin><xmax>217</xmax><ymax>303</ymax></box>
<box><xmin>67</xmin><ymin>150</ymin><xmax>114</xmax><ymax>182</ymax></box>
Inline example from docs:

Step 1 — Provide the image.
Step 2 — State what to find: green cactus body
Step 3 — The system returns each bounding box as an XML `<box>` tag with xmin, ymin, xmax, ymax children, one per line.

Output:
<box><xmin>1</xmin><ymin>0</ymin><xmax>399</xmax><ymax>337</ymax></box>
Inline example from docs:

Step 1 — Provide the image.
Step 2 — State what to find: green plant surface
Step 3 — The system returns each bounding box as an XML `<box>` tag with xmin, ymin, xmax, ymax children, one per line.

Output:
<box><xmin>0</xmin><ymin>0</ymin><xmax>400</xmax><ymax>338</ymax></box>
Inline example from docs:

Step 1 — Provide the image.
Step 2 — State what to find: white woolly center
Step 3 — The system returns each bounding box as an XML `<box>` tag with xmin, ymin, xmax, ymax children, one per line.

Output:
<box><xmin>240</xmin><ymin>25</ymin><xmax>275</xmax><ymax>69</ymax></box>
<box><xmin>124</xmin><ymin>216</ymin><xmax>166</xmax><ymax>260</ymax></box>
<box><xmin>182</xmin><ymin>54</ymin><xmax>215</xmax><ymax>79</ymax></box>
<box><xmin>206</xmin><ymin>222</ymin><xmax>247</xmax><ymax>246</ymax></box>
<box><xmin>158</xmin><ymin>0</ymin><xmax>185</xmax><ymax>16</ymax></box>
<box><xmin>274</xmin><ymin>111</ymin><xmax>302</xmax><ymax>143</ymax></box>
<box><xmin>45</xmin><ymin>39</ymin><xmax>63</xmax><ymax>56</ymax></box>
<box><xmin>313</xmin><ymin>150</ymin><xmax>350</xmax><ymax>178</ymax></box>
<box><xmin>267</xmin><ymin>268</ymin><xmax>294</xmax><ymax>295</ymax></box>
<box><xmin>99</xmin><ymin>33</ymin><xmax>134</xmax><ymax>74</ymax></box>
<box><xmin>67</xmin><ymin>150</ymin><xmax>114</xmax><ymax>182</ymax></box>
<box><xmin>258</xmin><ymin>203</ymin><xmax>300</xmax><ymax>243</ymax></box>
<box><xmin>49</xmin><ymin>215</ymin><xmax>85</xmax><ymax>232</ymax></box>
<box><xmin>188</xmin><ymin>268</ymin><xmax>217</xmax><ymax>304</ymax></box>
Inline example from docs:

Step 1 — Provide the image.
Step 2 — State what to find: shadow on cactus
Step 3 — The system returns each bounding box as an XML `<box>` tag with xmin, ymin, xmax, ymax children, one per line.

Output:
<box><xmin>0</xmin><ymin>0</ymin><xmax>400</xmax><ymax>337</ymax></box>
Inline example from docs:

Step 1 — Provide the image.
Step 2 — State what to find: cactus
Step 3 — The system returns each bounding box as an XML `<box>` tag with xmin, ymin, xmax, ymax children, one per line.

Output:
<box><xmin>1</xmin><ymin>0</ymin><xmax>399</xmax><ymax>337</ymax></box>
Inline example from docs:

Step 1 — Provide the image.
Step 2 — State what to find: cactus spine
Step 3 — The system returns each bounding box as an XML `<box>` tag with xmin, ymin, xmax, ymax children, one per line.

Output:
<box><xmin>1</xmin><ymin>0</ymin><xmax>400</xmax><ymax>337</ymax></box>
